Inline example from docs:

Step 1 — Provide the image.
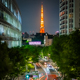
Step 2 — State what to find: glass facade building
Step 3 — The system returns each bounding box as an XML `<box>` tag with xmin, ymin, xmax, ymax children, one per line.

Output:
<box><xmin>59</xmin><ymin>0</ymin><xmax>80</xmax><ymax>35</ymax></box>
<box><xmin>0</xmin><ymin>0</ymin><xmax>22</xmax><ymax>48</ymax></box>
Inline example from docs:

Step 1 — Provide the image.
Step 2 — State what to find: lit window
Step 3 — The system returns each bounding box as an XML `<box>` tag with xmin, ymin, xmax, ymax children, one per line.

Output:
<box><xmin>69</xmin><ymin>14</ymin><xmax>73</xmax><ymax>18</ymax></box>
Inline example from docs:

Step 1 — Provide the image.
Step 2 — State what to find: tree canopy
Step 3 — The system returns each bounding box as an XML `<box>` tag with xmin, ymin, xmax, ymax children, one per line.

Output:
<box><xmin>1</xmin><ymin>30</ymin><xmax>80</xmax><ymax>80</ymax></box>
<box><xmin>50</xmin><ymin>30</ymin><xmax>80</xmax><ymax>79</ymax></box>
<box><xmin>0</xmin><ymin>41</ymin><xmax>42</xmax><ymax>80</ymax></box>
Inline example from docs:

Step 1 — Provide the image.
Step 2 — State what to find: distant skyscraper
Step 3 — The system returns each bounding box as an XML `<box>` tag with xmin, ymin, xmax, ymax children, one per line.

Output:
<box><xmin>59</xmin><ymin>0</ymin><xmax>80</xmax><ymax>35</ymax></box>
<box><xmin>40</xmin><ymin>4</ymin><xmax>45</xmax><ymax>33</ymax></box>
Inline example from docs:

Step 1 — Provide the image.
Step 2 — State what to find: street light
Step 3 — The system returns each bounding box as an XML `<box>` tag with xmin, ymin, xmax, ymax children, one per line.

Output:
<box><xmin>25</xmin><ymin>75</ymin><xmax>29</xmax><ymax>79</ymax></box>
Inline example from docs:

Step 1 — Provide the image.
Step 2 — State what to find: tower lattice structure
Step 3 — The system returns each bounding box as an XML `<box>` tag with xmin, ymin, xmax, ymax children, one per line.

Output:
<box><xmin>40</xmin><ymin>4</ymin><xmax>45</xmax><ymax>33</ymax></box>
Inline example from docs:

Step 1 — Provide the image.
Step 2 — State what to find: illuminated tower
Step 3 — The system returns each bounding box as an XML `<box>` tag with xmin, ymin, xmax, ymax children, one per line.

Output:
<box><xmin>40</xmin><ymin>4</ymin><xmax>45</xmax><ymax>33</ymax></box>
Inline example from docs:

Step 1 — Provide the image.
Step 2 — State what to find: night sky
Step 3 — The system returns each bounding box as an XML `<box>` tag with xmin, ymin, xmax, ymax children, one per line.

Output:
<box><xmin>16</xmin><ymin>0</ymin><xmax>59</xmax><ymax>34</ymax></box>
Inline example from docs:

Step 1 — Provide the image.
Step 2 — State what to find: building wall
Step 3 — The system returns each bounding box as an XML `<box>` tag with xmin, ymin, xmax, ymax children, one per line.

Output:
<box><xmin>44</xmin><ymin>35</ymin><xmax>53</xmax><ymax>46</ymax></box>
<box><xmin>44</xmin><ymin>35</ymin><xmax>48</xmax><ymax>46</ymax></box>
<box><xmin>48</xmin><ymin>39</ymin><xmax>53</xmax><ymax>46</ymax></box>
<box><xmin>59</xmin><ymin>0</ymin><xmax>80</xmax><ymax>35</ymax></box>
<box><xmin>75</xmin><ymin>0</ymin><xmax>80</xmax><ymax>29</ymax></box>
<box><xmin>0</xmin><ymin>0</ymin><xmax>22</xmax><ymax>48</ymax></box>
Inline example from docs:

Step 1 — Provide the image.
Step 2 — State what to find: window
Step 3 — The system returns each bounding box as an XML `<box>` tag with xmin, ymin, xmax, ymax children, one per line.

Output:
<box><xmin>69</xmin><ymin>0</ymin><xmax>71</xmax><ymax>3</ymax></box>
<box><xmin>66</xmin><ymin>6</ymin><xmax>68</xmax><ymax>9</ymax></box>
<box><xmin>65</xmin><ymin>20</ymin><xmax>67</xmax><ymax>24</ymax></box>
<box><xmin>69</xmin><ymin>19</ymin><xmax>73</xmax><ymax>23</ymax></box>
<box><xmin>65</xmin><ymin>11</ymin><xmax>67</xmax><ymax>14</ymax></box>
<box><xmin>69</xmin><ymin>14</ymin><xmax>73</xmax><ymax>18</ymax></box>
<box><xmin>66</xmin><ymin>1</ymin><xmax>68</xmax><ymax>4</ymax></box>
<box><xmin>69</xmin><ymin>0</ymin><xmax>74</xmax><ymax>3</ymax></box>
<box><xmin>72</xmin><ymin>0</ymin><xmax>73</xmax><ymax>2</ymax></box>
<box><xmin>69</xmin><ymin>29</ymin><xmax>73</xmax><ymax>33</ymax></box>
<box><xmin>69</xmin><ymin>9</ymin><xmax>73</xmax><ymax>13</ymax></box>
<box><xmin>69</xmin><ymin>4</ymin><xmax>73</xmax><ymax>8</ymax></box>
<box><xmin>65</xmin><ymin>25</ymin><xmax>67</xmax><ymax>28</ymax></box>
<box><xmin>0</xmin><ymin>10</ymin><xmax>3</xmax><ymax>19</ymax></box>
<box><xmin>65</xmin><ymin>15</ymin><xmax>67</xmax><ymax>19</ymax></box>
<box><xmin>69</xmin><ymin>24</ymin><xmax>73</xmax><ymax>28</ymax></box>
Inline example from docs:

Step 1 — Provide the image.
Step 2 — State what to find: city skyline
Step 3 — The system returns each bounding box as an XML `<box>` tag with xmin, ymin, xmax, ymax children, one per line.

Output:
<box><xmin>16</xmin><ymin>0</ymin><xmax>59</xmax><ymax>34</ymax></box>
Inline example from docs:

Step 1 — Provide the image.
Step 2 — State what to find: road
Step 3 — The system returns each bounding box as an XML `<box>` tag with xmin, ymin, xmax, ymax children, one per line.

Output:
<box><xmin>16</xmin><ymin>58</ymin><xmax>61</xmax><ymax>80</ymax></box>
<box><xmin>39</xmin><ymin>58</ymin><xmax>61</xmax><ymax>80</ymax></box>
<box><xmin>35</xmin><ymin>63</ymin><xmax>47</xmax><ymax>80</ymax></box>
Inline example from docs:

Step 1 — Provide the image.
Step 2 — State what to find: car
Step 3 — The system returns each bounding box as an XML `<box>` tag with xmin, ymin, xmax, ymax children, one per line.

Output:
<box><xmin>44</xmin><ymin>62</ymin><xmax>47</xmax><ymax>65</ymax></box>
<box><xmin>47</xmin><ymin>64</ymin><xmax>52</xmax><ymax>69</ymax></box>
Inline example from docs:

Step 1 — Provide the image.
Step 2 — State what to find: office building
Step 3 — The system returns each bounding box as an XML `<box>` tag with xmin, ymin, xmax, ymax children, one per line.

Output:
<box><xmin>0</xmin><ymin>0</ymin><xmax>22</xmax><ymax>48</ymax></box>
<box><xmin>59</xmin><ymin>0</ymin><xmax>80</xmax><ymax>35</ymax></box>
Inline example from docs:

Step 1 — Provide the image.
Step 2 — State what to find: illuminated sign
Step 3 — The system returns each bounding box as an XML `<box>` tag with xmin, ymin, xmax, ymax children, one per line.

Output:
<box><xmin>29</xmin><ymin>41</ymin><xmax>41</xmax><ymax>45</ymax></box>
<box><xmin>33</xmin><ymin>75</ymin><xmax>38</xmax><ymax>78</ymax></box>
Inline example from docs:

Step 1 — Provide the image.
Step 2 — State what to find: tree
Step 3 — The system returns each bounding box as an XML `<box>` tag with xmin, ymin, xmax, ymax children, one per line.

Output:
<box><xmin>43</xmin><ymin>46</ymin><xmax>49</xmax><ymax>56</ymax></box>
<box><xmin>0</xmin><ymin>41</ymin><xmax>43</xmax><ymax>79</ymax></box>
<box><xmin>50</xmin><ymin>30</ymin><xmax>80</xmax><ymax>79</ymax></box>
<box><xmin>63</xmin><ymin>30</ymin><xmax>80</xmax><ymax>79</ymax></box>
<box><xmin>0</xmin><ymin>41</ymin><xmax>12</xmax><ymax>80</ymax></box>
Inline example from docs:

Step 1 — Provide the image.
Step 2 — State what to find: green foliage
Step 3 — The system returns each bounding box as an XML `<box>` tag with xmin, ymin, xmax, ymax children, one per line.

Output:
<box><xmin>43</xmin><ymin>46</ymin><xmax>49</xmax><ymax>56</ymax></box>
<box><xmin>8</xmin><ymin>47</ymin><xmax>27</xmax><ymax>78</ymax></box>
<box><xmin>24</xmin><ymin>45</ymin><xmax>42</xmax><ymax>62</ymax></box>
<box><xmin>50</xmin><ymin>30</ymin><xmax>80</xmax><ymax>79</ymax></box>
<box><xmin>0</xmin><ymin>42</ymin><xmax>42</xmax><ymax>79</ymax></box>
<box><xmin>0</xmin><ymin>42</ymin><xmax>12</xmax><ymax>79</ymax></box>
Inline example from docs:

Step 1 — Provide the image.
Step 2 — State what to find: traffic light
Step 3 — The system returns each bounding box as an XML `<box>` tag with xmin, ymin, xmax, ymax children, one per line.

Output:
<box><xmin>25</xmin><ymin>75</ymin><xmax>29</xmax><ymax>79</ymax></box>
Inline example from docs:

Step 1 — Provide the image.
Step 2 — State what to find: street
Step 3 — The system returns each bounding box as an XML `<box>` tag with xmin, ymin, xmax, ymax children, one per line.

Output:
<box><xmin>17</xmin><ymin>57</ymin><xmax>61</xmax><ymax>80</ymax></box>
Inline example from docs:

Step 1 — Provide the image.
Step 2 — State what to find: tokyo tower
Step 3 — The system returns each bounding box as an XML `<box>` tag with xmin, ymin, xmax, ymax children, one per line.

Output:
<box><xmin>40</xmin><ymin>4</ymin><xmax>45</xmax><ymax>33</ymax></box>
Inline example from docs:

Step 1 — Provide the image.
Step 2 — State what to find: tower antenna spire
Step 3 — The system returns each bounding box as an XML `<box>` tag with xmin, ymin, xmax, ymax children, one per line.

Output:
<box><xmin>40</xmin><ymin>3</ymin><xmax>45</xmax><ymax>33</ymax></box>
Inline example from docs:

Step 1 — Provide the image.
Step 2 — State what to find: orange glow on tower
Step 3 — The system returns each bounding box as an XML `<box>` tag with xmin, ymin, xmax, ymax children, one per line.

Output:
<box><xmin>40</xmin><ymin>4</ymin><xmax>45</xmax><ymax>33</ymax></box>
